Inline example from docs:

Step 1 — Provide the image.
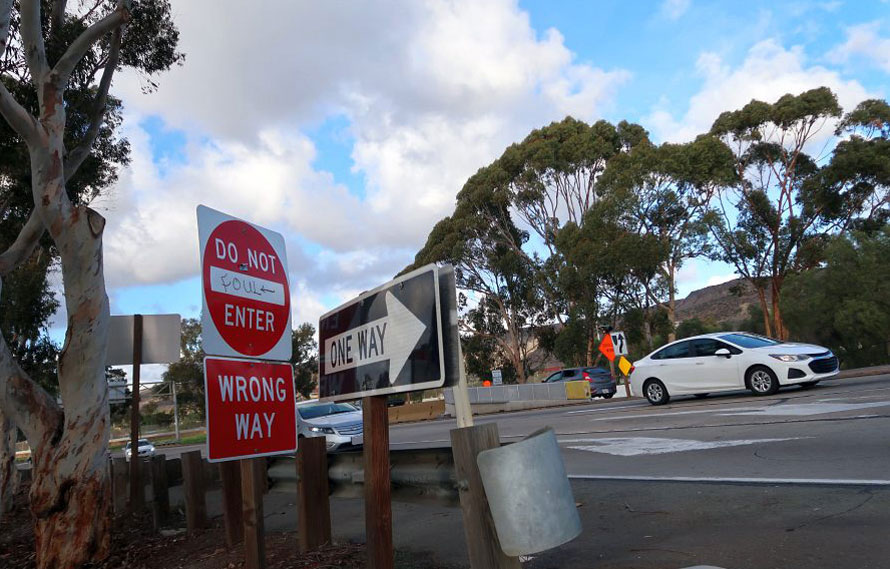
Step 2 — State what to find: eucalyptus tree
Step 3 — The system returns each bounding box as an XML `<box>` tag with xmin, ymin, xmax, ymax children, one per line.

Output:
<box><xmin>599</xmin><ymin>135</ymin><xmax>735</xmax><ymax>339</ymax></box>
<box><xmin>707</xmin><ymin>87</ymin><xmax>889</xmax><ymax>338</ymax></box>
<box><xmin>0</xmin><ymin>1</ymin><xmax>180</xmax><ymax>566</ymax></box>
<box><xmin>410</xmin><ymin>164</ymin><xmax>543</xmax><ymax>383</ymax></box>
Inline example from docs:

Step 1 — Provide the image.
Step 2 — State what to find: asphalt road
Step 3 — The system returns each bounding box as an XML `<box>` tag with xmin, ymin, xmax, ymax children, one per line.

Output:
<box><xmin>388</xmin><ymin>373</ymin><xmax>890</xmax><ymax>484</ymax></box>
<box><xmin>162</xmin><ymin>372</ymin><xmax>890</xmax><ymax>568</ymax></box>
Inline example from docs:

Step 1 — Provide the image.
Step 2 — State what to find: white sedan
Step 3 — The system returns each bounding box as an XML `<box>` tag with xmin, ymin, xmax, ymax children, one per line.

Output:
<box><xmin>630</xmin><ymin>332</ymin><xmax>840</xmax><ymax>406</ymax></box>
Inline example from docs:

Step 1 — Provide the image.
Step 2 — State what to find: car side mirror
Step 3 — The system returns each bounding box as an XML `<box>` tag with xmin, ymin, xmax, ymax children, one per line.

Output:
<box><xmin>714</xmin><ymin>348</ymin><xmax>731</xmax><ymax>358</ymax></box>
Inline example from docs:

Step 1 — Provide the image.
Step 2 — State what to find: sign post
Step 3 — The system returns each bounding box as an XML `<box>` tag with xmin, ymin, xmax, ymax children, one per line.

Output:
<box><xmin>129</xmin><ymin>314</ymin><xmax>143</xmax><ymax>512</ymax></box>
<box><xmin>106</xmin><ymin>313</ymin><xmax>181</xmax><ymax>513</ymax></box>
<box><xmin>318</xmin><ymin>264</ymin><xmax>459</xmax><ymax>569</ymax></box>
<box><xmin>197</xmin><ymin>206</ymin><xmax>295</xmax><ymax>569</ymax></box>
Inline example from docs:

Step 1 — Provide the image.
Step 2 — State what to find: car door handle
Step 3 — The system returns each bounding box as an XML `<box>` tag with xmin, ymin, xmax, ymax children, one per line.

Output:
<box><xmin>695</xmin><ymin>362</ymin><xmax>705</xmax><ymax>365</ymax></box>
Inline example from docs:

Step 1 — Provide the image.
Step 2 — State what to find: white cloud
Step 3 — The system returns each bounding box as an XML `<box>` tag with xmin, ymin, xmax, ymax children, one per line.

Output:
<box><xmin>101</xmin><ymin>0</ymin><xmax>630</xmax><ymax>327</ymax></box>
<box><xmin>646</xmin><ymin>39</ymin><xmax>872</xmax><ymax>143</ymax></box>
<box><xmin>827</xmin><ymin>22</ymin><xmax>890</xmax><ymax>73</ymax></box>
<box><xmin>660</xmin><ymin>0</ymin><xmax>692</xmax><ymax>20</ymax></box>
<box><xmin>705</xmin><ymin>273</ymin><xmax>738</xmax><ymax>287</ymax></box>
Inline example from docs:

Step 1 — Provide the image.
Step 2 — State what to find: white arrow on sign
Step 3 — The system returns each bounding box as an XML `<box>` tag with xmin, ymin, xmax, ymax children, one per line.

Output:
<box><xmin>324</xmin><ymin>291</ymin><xmax>426</xmax><ymax>384</ymax></box>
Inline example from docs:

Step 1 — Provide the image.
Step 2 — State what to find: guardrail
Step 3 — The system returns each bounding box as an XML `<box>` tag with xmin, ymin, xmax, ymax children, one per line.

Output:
<box><xmin>444</xmin><ymin>383</ymin><xmax>570</xmax><ymax>405</ymax></box>
<box><xmin>268</xmin><ymin>448</ymin><xmax>460</xmax><ymax>507</ymax></box>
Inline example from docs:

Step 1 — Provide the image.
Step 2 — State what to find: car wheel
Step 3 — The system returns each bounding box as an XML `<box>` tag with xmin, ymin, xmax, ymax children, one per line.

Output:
<box><xmin>799</xmin><ymin>381</ymin><xmax>819</xmax><ymax>389</ymax></box>
<box><xmin>694</xmin><ymin>393</ymin><xmax>709</xmax><ymax>399</ymax></box>
<box><xmin>603</xmin><ymin>393</ymin><xmax>614</xmax><ymax>399</ymax></box>
<box><xmin>747</xmin><ymin>366</ymin><xmax>780</xmax><ymax>396</ymax></box>
<box><xmin>643</xmin><ymin>379</ymin><xmax>670</xmax><ymax>406</ymax></box>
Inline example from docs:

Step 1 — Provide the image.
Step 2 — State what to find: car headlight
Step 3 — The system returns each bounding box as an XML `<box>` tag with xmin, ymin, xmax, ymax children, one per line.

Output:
<box><xmin>769</xmin><ymin>354</ymin><xmax>809</xmax><ymax>362</ymax></box>
<box><xmin>309</xmin><ymin>426</ymin><xmax>335</xmax><ymax>434</ymax></box>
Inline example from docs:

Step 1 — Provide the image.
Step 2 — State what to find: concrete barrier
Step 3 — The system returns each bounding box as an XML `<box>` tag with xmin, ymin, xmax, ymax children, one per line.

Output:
<box><xmin>388</xmin><ymin>400</ymin><xmax>446</xmax><ymax>424</ymax></box>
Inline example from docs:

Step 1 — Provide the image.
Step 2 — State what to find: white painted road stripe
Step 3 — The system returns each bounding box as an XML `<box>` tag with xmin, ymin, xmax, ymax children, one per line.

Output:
<box><xmin>566</xmin><ymin>403</ymin><xmax>646</xmax><ymax>415</ymax></box>
<box><xmin>567</xmin><ymin>474</ymin><xmax>890</xmax><ymax>486</ymax></box>
<box><xmin>560</xmin><ymin>436</ymin><xmax>801</xmax><ymax>456</ymax></box>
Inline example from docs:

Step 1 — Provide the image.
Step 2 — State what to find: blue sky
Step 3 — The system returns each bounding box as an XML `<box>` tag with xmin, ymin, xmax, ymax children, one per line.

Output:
<box><xmin>77</xmin><ymin>0</ymin><xmax>889</xmax><ymax>350</ymax></box>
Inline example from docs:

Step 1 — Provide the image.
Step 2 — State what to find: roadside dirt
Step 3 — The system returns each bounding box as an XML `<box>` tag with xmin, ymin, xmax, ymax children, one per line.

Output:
<box><xmin>1</xmin><ymin>483</ymin><xmax>366</xmax><ymax>569</ymax></box>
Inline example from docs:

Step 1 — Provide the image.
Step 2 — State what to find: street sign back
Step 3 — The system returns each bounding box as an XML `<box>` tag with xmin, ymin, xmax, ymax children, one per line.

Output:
<box><xmin>197</xmin><ymin>205</ymin><xmax>292</xmax><ymax>361</ymax></box>
<box><xmin>204</xmin><ymin>356</ymin><xmax>297</xmax><ymax>462</ymax></box>
<box><xmin>318</xmin><ymin>264</ymin><xmax>457</xmax><ymax>401</ymax></box>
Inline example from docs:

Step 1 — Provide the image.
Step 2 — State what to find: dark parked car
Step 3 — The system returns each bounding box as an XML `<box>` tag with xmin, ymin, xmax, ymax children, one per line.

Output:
<box><xmin>543</xmin><ymin>367</ymin><xmax>617</xmax><ymax>398</ymax></box>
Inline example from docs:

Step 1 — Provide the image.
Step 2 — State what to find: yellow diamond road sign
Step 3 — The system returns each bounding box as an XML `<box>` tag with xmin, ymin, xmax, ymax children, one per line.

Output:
<box><xmin>618</xmin><ymin>356</ymin><xmax>632</xmax><ymax>376</ymax></box>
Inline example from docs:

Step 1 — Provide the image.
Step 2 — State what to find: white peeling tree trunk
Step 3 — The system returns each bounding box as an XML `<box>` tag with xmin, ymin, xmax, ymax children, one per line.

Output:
<box><xmin>0</xmin><ymin>1</ymin><xmax>128</xmax><ymax>566</ymax></box>
<box><xmin>28</xmin><ymin>147</ymin><xmax>112</xmax><ymax>566</ymax></box>
<box><xmin>0</xmin><ymin>408</ymin><xmax>18</xmax><ymax>516</ymax></box>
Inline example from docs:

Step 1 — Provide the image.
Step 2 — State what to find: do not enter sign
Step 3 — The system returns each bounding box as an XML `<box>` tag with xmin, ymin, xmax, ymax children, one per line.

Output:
<box><xmin>198</xmin><ymin>206</ymin><xmax>292</xmax><ymax>361</ymax></box>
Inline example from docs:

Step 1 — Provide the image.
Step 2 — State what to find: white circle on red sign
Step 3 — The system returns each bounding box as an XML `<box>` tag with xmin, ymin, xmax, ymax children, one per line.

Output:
<box><xmin>202</xmin><ymin>220</ymin><xmax>290</xmax><ymax>356</ymax></box>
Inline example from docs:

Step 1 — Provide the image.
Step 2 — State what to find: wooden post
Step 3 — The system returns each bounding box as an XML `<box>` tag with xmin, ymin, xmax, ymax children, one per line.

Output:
<box><xmin>129</xmin><ymin>314</ymin><xmax>143</xmax><ymax>511</ymax></box>
<box><xmin>450</xmin><ymin>423</ymin><xmax>521</xmax><ymax>569</ymax></box>
<box><xmin>150</xmin><ymin>455</ymin><xmax>169</xmax><ymax>529</ymax></box>
<box><xmin>181</xmin><ymin>450</ymin><xmax>207</xmax><ymax>532</ymax></box>
<box><xmin>363</xmin><ymin>395</ymin><xmax>393</xmax><ymax>569</ymax></box>
<box><xmin>112</xmin><ymin>456</ymin><xmax>128</xmax><ymax>515</ymax></box>
<box><xmin>220</xmin><ymin>460</ymin><xmax>244</xmax><ymax>548</ymax></box>
<box><xmin>241</xmin><ymin>458</ymin><xmax>266</xmax><ymax>569</ymax></box>
<box><xmin>297</xmin><ymin>436</ymin><xmax>331</xmax><ymax>552</ymax></box>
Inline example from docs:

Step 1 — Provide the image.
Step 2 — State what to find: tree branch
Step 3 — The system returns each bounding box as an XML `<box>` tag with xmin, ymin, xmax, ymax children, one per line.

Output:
<box><xmin>0</xmin><ymin>79</ymin><xmax>42</xmax><ymax>147</ymax></box>
<box><xmin>51</xmin><ymin>0</ymin><xmax>129</xmax><ymax>87</ymax></box>
<box><xmin>0</xmin><ymin>280</ymin><xmax>61</xmax><ymax>445</ymax></box>
<box><xmin>64</xmin><ymin>26</ymin><xmax>121</xmax><ymax>181</ymax></box>
<box><xmin>19</xmin><ymin>0</ymin><xmax>49</xmax><ymax>81</ymax></box>
<box><xmin>0</xmin><ymin>0</ymin><xmax>12</xmax><ymax>54</ymax></box>
<box><xmin>51</xmin><ymin>0</ymin><xmax>67</xmax><ymax>39</ymax></box>
<box><xmin>0</xmin><ymin>211</ymin><xmax>44</xmax><ymax>276</ymax></box>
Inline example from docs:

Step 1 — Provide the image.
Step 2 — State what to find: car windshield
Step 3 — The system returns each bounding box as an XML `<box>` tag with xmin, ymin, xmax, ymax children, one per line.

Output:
<box><xmin>138</xmin><ymin>439</ymin><xmax>151</xmax><ymax>446</ymax></box>
<box><xmin>719</xmin><ymin>333</ymin><xmax>781</xmax><ymax>349</ymax></box>
<box><xmin>298</xmin><ymin>402</ymin><xmax>358</xmax><ymax>420</ymax></box>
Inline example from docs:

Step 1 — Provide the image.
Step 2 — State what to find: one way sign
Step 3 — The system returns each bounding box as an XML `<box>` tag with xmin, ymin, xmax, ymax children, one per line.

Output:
<box><xmin>319</xmin><ymin>264</ymin><xmax>457</xmax><ymax>401</ymax></box>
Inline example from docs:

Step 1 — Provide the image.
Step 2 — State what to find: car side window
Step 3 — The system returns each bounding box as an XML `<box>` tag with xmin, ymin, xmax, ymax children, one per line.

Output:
<box><xmin>544</xmin><ymin>371</ymin><xmax>563</xmax><ymax>383</ymax></box>
<box><xmin>693</xmin><ymin>339</ymin><xmax>742</xmax><ymax>356</ymax></box>
<box><xmin>655</xmin><ymin>340</ymin><xmax>692</xmax><ymax>359</ymax></box>
<box><xmin>692</xmin><ymin>339</ymin><xmax>720</xmax><ymax>356</ymax></box>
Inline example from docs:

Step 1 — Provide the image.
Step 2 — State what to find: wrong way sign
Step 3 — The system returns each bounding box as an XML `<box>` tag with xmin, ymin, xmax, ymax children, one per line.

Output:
<box><xmin>204</xmin><ymin>357</ymin><xmax>297</xmax><ymax>462</ymax></box>
<box><xmin>197</xmin><ymin>206</ymin><xmax>292</xmax><ymax>361</ymax></box>
<box><xmin>318</xmin><ymin>264</ymin><xmax>459</xmax><ymax>401</ymax></box>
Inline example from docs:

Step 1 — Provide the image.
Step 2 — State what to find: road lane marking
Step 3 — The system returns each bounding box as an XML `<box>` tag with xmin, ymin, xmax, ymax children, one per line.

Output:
<box><xmin>567</xmin><ymin>474</ymin><xmax>890</xmax><ymax>486</ymax></box>
<box><xmin>566</xmin><ymin>403</ymin><xmax>647</xmax><ymax>415</ymax></box>
<box><xmin>559</xmin><ymin>436</ymin><xmax>801</xmax><ymax>456</ymax></box>
<box><xmin>585</xmin><ymin>406</ymin><xmax>760</xmax><ymax>421</ymax></box>
<box><xmin>719</xmin><ymin>401</ymin><xmax>890</xmax><ymax>417</ymax></box>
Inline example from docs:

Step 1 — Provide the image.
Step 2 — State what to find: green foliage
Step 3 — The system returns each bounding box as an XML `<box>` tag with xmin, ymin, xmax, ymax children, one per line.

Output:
<box><xmin>160</xmin><ymin>318</ymin><xmax>205</xmax><ymax>419</ymax></box>
<box><xmin>1</xmin><ymin>0</ymin><xmax>184</xmax><ymax>409</ymax></box>
<box><xmin>707</xmin><ymin>87</ymin><xmax>888</xmax><ymax>336</ymax></box>
<box><xmin>291</xmin><ymin>322</ymin><xmax>318</xmax><ymax>398</ymax></box>
<box><xmin>781</xmin><ymin>227</ymin><xmax>890</xmax><ymax>367</ymax></box>
<box><xmin>675</xmin><ymin>318</ymin><xmax>720</xmax><ymax>339</ymax></box>
<box><xmin>413</xmin><ymin>87</ymin><xmax>888</xmax><ymax>372</ymax></box>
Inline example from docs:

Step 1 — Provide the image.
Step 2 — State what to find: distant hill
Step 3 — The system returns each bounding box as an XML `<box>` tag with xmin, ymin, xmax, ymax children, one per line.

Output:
<box><xmin>674</xmin><ymin>277</ymin><xmax>771</xmax><ymax>325</ymax></box>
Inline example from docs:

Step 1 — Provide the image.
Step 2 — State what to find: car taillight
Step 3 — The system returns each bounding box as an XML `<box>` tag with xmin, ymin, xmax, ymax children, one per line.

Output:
<box><xmin>583</xmin><ymin>372</ymin><xmax>591</xmax><ymax>381</ymax></box>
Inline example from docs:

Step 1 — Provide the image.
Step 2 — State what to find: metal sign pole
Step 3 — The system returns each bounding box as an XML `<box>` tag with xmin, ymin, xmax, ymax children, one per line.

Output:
<box><xmin>129</xmin><ymin>314</ymin><xmax>143</xmax><ymax>511</ymax></box>
<box><xmin>453</xmin><ymin>340</ymin><xmax>474</xmax><ymax>428</ymax></box>
<box><xmin>172</xmin><ymin>380</ymin><xmax>180</xmax><ymax>442</ymax></box>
